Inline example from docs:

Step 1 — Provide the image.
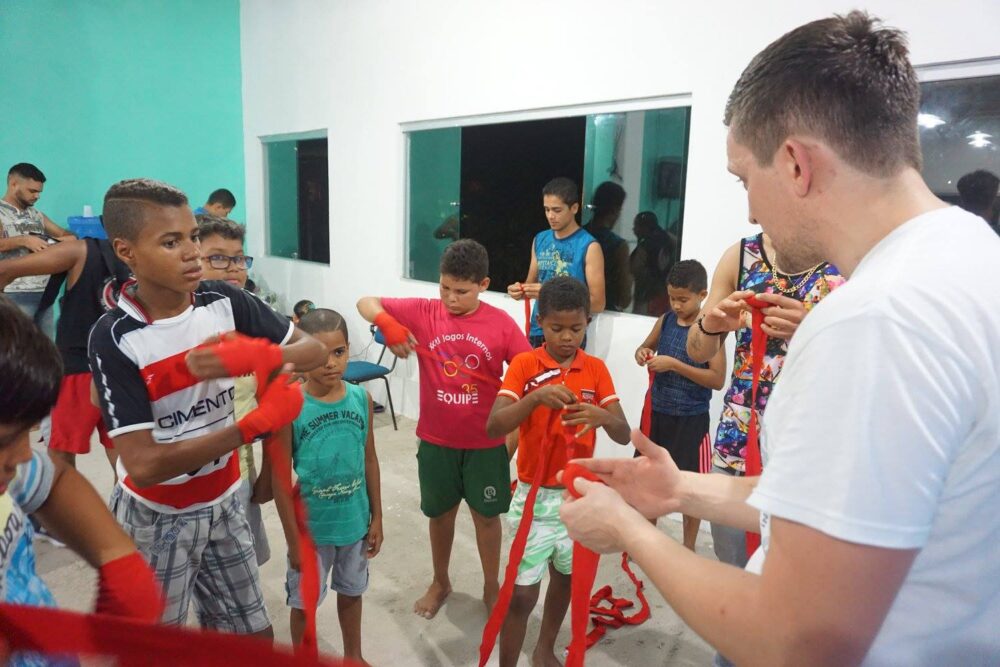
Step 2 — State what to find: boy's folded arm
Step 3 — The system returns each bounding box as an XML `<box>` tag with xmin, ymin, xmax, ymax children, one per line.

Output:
<box><xmin>600</xmin><ymin>401</ymin><xmax>632</xmax><ymax>444</ymax></box>
<box><xmin>670</xmin><ymin>354</ymin><xmax>727</xmax><ymax>391</ymax></box>
<box><xmin>281</xmin><ymin>326</ymin><xmax>328</xmax><ymax>372</ymax></box>
<box><xmin>112</xmin><ymin>426</ymin><xmax>244</xmax><ymax>488</ymax></box>
<box><xmin>0</xmin><ymin>237</ymin><xmax>85</xmax><ymax>288</ymax></box>
<box><xmin>34</xmin><ymin>456</ymin><xmax>137</xmax><ymax>568</ymax></box>
<box><xmin>486</xmin><ymin>394</ymin><xmax>537</xmax><ymax>439</ymax></box>
<box><xmin>585</xmin><ymin>242</ymin><xmax>607</xmax><ymax>314</ymax></box>
<box><xmin>356</xmin><ymin>296</ymin><xmax>385</xmax><ymax>322</ymax></box>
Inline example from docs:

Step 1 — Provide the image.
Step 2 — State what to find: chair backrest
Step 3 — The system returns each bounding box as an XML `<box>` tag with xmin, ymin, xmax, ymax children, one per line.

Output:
<box><xmin>371</xmin><ymin>324</ymin><xmax>397</xmax><ymax>370</ymax></box>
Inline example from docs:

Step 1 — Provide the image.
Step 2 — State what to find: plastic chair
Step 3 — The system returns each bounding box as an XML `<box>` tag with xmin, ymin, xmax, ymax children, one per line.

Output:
<box><xmin>343</xmin><ymin>325</ymin><xmax>398</xmax><ymax>430</ymax></box>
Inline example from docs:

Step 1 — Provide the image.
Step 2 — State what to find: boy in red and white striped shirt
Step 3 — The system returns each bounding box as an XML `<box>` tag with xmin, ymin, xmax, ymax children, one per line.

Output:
<box><xmin>89</xmin><ymin>179</ymin><xmax>325</xmax><ymax>637</ymax></box>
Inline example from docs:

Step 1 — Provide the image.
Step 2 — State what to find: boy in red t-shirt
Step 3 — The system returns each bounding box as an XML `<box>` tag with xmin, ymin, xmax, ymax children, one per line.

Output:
<box><xmin>486</xmin><ymin>276</ymin><xmax>630</xmax><ymax>667</ymax></box>
<box><xmin>356</xmin><ymin>239</ymin><xmax>531</xmax><ymax>619</ymax></box>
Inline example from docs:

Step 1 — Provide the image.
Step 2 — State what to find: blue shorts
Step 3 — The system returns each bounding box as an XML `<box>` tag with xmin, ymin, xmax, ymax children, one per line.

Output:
<box><xmin>286</xmin><ymin>539</ymin><xmax>369</xmax><ymax>607</ymax></box>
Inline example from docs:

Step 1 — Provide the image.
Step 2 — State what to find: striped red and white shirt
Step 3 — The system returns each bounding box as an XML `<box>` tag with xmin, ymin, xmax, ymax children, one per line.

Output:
<box><xmin>89</xmin><ymin>280</ymin><xmax>292</xmax><ymax>513</ymax></box>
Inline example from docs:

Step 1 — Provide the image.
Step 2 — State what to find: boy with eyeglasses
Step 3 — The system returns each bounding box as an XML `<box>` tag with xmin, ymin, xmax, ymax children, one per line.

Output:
<box><xmin>196</xmin><ymin>214</ymin><xmax>255</xmax><ymax>284</ymax></box>
<box><xmin>195</xmin><ymin>214</ymin><xmax>270</xmax><ymax>567</ymax></box>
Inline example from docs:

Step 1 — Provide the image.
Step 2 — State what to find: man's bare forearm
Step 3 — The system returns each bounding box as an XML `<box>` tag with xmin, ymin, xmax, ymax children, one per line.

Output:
<box><xmin>687</xmin><ymin>324</ymin><xmax>724</xmax><ymax>363</ymax></box>
<box><xmin>677</xmin><ymin>470</ymin><xmax>760</xmax><ymax>531</ymax></box>
<box><xmin>624</xmin><ymin>520</ymin><xmax>779</xmax><ymax>666</ymax></box>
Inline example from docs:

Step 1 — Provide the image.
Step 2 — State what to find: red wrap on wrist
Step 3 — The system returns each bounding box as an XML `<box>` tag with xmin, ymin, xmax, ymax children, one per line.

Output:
<box><xmin>208</xmin><ymin>333</ymin><xmax>284</xmax><ymax>379</ymax></box>
<box><xmin>563</xmin><ymin>463</ymin><xmax>603</xmax><ymax>499</ymax></box>
<box><xmin>95</xmin><ymin>552</ymin><xmax>164</xmax><ymax>623</ymax></box>
<box><xmin>237</xmin><ymin>373</ymin><xmax>304</xmax><ymax>443</ymax></box>
<box><xmin>373</xmin><ymin>312</ymin><xmax>412</xmax><ymax>347</ymax></box>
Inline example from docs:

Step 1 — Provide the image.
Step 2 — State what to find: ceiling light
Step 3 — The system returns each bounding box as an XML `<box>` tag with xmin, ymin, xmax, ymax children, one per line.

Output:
<box><xmin>918</xmin><ymin>113</ymin><xmax>945</xmax><ymax>129</ymax></box>
<box><xmin>967</xmin><ymin>131</ymin><xmax>993</xmax><ymax>148</ymax></box>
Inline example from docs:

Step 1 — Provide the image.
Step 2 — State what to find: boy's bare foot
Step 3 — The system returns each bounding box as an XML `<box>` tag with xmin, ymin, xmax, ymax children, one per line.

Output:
<box><xmin>413</xmin><ymin>581</ymin><xmax>451</xmax><ymax>619</ymax></box>
<box><xmin>531</xmin><ymin>648</ymin><xmax>563</xmax><ymax>667</ymax></box>
<box><xmin>344</xmin><ymin>654</ymin><xmax>371</xmax><ymax>667</ymax></box>
<box><xmin>483</xmin><ymin>581</ymin><xmax>500</xmax><ymax>613</ymax></box>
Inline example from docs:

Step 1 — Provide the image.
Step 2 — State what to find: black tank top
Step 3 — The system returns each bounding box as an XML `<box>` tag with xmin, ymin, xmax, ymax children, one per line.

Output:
<box><xmin>57</xmin><ymin>238</ymin><xmax>130</xmax><ymax>374</ymax></box>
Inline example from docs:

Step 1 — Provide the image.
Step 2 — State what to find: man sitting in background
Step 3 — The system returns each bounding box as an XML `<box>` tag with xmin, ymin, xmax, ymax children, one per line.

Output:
<box><xmin>193</xmin><ymin>188</ymin><xmax>237</xmax><ymax>217</ymax></box>
<box><xmin>0</xmin><ymin>162</ymin><xmax>75</xmax><ymax>337</ymax></box>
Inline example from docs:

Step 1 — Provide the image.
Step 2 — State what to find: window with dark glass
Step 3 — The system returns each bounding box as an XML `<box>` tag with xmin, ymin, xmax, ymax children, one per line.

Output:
<box><xmin>265</xmin><ymin>135</ymin><xmax>330</xmax><ymax>264</ymax></box>
<box><xmin>919</xmin><ymin>74</ymin><xmax>1000</xmax><ymax>232</ymax></box>
<box><xmin>406</xmin><ymin>106</ymin><xmax>692</xmax><ymax>316</ymax></box>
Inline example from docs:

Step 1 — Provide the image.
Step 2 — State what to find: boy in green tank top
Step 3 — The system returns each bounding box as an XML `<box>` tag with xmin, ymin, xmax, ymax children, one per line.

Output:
<box><xmin>273</xmin><ymin>308</ymin><xmax>383</xmax><ymax>663</ymax></box>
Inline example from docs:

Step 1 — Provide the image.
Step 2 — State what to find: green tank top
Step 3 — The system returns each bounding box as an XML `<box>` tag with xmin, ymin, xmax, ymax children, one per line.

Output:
<box><xmin>292</xmin><ymin>382</ymin><xmax>370</xmax><ymax>546</ymax></box>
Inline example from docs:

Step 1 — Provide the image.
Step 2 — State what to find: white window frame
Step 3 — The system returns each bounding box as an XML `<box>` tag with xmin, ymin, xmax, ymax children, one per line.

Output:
<box><xmin>260</xmin><ymin>129</ymin><xmax>328</xmax><ymax>262</ymax></box>
<box><xmin>399</xmin><ymin>94</ymin><xmax>694</xmax><ymax>292</ymax></box>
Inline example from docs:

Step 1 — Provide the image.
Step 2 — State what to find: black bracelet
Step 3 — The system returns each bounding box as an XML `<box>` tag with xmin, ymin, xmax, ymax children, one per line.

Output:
<box><xmin>696</xmin><ymin>315</ymin><xmax>724</xmax><ymax>337</ymax></box>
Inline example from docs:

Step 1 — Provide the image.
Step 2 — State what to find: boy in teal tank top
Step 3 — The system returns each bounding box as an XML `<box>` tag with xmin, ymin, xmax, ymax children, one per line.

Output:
<box><xmin>273</xmin><ymin>308</ymin><xmax>383</xmax><ymax>663</ymax></box>
<box><xmin>507</xmin><ymin>177</ymin><xmax>606</xmax><ymax>346</ymax></box>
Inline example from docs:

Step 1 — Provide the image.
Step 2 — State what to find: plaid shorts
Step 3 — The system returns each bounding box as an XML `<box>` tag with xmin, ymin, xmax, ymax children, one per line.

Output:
<box><xmin>506</xmin><ymin>482</ymin><xmax>573</xmax><ymax>586</ymax></box>
<box><xmin>110</xmin><ymin>485</ymin><xmax>270</xmax><ymax>633</ymax></box>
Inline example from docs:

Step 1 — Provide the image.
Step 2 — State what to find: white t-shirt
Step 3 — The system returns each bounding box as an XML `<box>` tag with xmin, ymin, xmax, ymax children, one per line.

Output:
<box><xmin>747</xmin><ymin>207</ymin><xmax>1000</xmax><ymax>665</ymax></box>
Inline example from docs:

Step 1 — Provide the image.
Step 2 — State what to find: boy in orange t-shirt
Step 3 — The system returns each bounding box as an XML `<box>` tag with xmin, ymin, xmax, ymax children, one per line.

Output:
<box><xmin>486</xmin><ymin>276</ymin><xmax>630</xmax><ymax>667</ymax></box>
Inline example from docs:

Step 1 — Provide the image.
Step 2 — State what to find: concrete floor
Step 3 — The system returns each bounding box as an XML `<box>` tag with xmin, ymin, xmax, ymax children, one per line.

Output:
<box><xmin>33</xmin><ymin>415</ymin><xmax>716</xmax><ymax>666</ymax></box>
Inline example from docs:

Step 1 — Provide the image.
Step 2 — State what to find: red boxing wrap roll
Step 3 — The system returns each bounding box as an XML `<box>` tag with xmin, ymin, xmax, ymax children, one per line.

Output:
<box><xmin>95</xmin><ymin>551</ymin><xmax>165</xmax><ymax>623</ymax></box>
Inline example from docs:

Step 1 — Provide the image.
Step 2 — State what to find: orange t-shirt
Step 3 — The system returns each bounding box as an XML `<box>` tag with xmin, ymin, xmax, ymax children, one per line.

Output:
<box><xmin>498</xmin><ymin>347</ymin><xmax>620</xmax><ymax>486</ymax></box>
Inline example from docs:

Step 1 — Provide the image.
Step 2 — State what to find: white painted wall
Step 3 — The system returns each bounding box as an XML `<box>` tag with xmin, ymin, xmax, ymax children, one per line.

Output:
<box><xmin>239</xmin><ymin>0</ymin><xmax>1000</xmax><ymax>457</ymax></box>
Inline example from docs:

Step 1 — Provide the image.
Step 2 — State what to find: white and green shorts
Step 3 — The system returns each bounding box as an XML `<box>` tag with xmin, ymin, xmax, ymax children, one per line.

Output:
<box><xmin>507</xmin><ymin>481</ymin><xmax>573</xmax><ymax>586</ymax></box>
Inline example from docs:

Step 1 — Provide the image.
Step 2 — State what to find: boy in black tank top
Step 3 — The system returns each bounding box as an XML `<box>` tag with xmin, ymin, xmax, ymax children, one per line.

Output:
<box><xmin>0</xmin><ymin>235</ymin><xmax>129</xmax><ymax>471</ymax></box>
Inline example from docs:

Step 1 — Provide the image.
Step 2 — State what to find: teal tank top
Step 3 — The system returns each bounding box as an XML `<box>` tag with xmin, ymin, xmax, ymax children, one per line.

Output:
<box><xmin>292</xmin><ymin>383</ymin><xmax>370</xmax><ymax>546</ymax></box>
<box><xmin>530</xmin><ymin>227</ymin><xmax>595</xmax><ymax>337</ymax></box>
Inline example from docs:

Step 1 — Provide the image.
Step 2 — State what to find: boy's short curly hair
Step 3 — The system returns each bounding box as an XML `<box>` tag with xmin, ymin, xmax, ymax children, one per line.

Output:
<box><xmin>542</xmin><ymin>177</ymin><xmax>580</xmax><ymax>207</ymax></box>
<box><xmin>103</xmin><ymin>178</ymin><xmax>189</xmax><ymax>242</ymax></box>
<box><xmin>298</xmin><ymin>308</ymin><xmax>349</xmax><ymax>342</ymax></box>
<box><xmin>0</xmin><ymin>296</ymin><xmax>62</xmax><ymax>428</ymax></box>
<box><xmin>666</xmin><ymin>260</ymin><xmax>708</xmax><ymax>292</ymax></box>
<box><xmin>440</xmin><ymin>239</ymin><xmax>489</xmax><ymax>283</ymax></box>
<box><xmin>293</xmin><ymin>299</ymin><xmax>316</xmax><ymax>319</ymax></box>
<box><xmin>207</xmin><ymin>188</ymin><xmax>236</xmax><ymax>208</ymax></box>
<box><xmin>196</xmin><ymin>214</ymin><xmax>245</xmax><ymax>243</ymax></box>
<box><xmin>537</xmin><ymin>276</ymin><xmax>590</xmax><ymax>319</ymax></box>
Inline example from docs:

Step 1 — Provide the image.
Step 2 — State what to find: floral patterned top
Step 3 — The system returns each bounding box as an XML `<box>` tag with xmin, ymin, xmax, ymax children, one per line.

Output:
<box><xmin>713</xmin><ymin>234</ymin><xmax>845</xmax><ymax>473</ymax></box>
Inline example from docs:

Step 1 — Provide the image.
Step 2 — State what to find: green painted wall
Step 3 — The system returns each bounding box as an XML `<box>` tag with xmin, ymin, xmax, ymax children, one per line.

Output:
<box><xmin>0</xmin><ymin>0</ymin><xmax>244</xmax><ymax>226</ymax></box>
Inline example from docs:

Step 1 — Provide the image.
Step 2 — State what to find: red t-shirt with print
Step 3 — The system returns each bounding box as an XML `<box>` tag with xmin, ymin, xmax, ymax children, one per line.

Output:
<box><xmin>381</xmin><ymin>297</ymin><xmax>531</xmax><ymax>449</ymax></box>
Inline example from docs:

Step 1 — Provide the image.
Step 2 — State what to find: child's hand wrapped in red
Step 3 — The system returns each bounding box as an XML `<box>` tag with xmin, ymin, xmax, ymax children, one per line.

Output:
<box><xmin>94</xmin><ymin>552</ymin><xmax>165</xmax><ymax>623</ymax></box>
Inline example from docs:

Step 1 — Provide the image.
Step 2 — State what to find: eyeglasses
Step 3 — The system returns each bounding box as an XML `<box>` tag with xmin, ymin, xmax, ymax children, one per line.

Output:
<box><xmin>206</xmin><ymin>254</ymin><xmax>254</xmax><ymax>270</ymax></box>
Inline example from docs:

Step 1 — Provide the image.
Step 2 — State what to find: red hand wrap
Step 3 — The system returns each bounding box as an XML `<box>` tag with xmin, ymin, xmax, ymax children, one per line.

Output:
<box><xmin>207</xmin><ymin>333</ymin><xmax>284</xmax><ymax>379</ymax></box>
<box><xmin>563</xmin><ymin>463</ymin><xmax>603</xmax><ymax>498</ymax></box>
<box><xmin>237</xmin><ymin>374</ymin><xmax>304</xmax><ymax>443</ymax></box>
<box><xmin>373</xmin><ymin>312</ymin><xmax>412</xmax><ymax>347</ymax></box>
<box><xmin>742</xmin><ymin>293</ymin><xmax>769</xmax><ymax>556</ymax></box>
<box><xmin>95</xmin><ymin>552</ymin><xmax>165</xmax><ymax>623</ymax></box>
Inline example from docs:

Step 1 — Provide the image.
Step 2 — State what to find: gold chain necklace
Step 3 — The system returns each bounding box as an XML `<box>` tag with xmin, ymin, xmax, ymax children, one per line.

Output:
<box><xmin>769</xmin><ymin>261</ymin><xmax>823</xmax><ymax>296</ymax></box>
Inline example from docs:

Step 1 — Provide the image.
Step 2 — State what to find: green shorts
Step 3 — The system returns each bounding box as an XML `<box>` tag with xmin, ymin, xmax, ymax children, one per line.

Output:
<box><xmin>507</xmin><ymin>482</ymin><xmax>572</xmax><ymax>585</ymax></box>
<box><xmin>417</xmin><ymin>440</ymin><xmax>512</xmax><ymax>518</ymax></box>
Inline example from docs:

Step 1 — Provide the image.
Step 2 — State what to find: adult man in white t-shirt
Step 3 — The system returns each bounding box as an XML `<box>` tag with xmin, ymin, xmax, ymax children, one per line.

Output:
<box><xmin>559</xmin><ymin>11</ymin><xmax>999</xmax><ymax>666</ymax></box>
